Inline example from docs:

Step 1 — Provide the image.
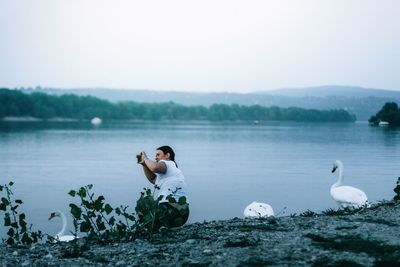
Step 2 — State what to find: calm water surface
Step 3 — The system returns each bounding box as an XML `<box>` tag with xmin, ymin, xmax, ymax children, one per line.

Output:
<box><xmin>0</xmin><ymin>121</ymin><xmax>399</xmax><ymax>237</ymax></box>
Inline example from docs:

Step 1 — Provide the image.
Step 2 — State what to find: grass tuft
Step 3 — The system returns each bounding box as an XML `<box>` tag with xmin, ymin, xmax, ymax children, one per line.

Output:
<box><xmin>321</xmin><ymin>207</ymin><xmax>362</xmax><ymax>216</ymax></box>
<box><xmin>299</xmin><ymin>209</ymin><xmax>317</xmax><ymax>217</ymax></box>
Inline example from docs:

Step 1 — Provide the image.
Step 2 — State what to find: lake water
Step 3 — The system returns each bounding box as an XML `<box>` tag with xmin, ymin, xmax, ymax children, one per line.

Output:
<box><xmin>1</xmin><ymin>120</ymin><xmax>399</xmax><ymax>237</ymax></box>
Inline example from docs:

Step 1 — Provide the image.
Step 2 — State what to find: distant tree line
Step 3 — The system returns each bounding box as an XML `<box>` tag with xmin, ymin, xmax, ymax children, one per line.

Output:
<box><xmin>0</xmin><ymin>88</ymin><xmax>356</xmax><ymax>122</ymax></box>
<box><xmin>369</xmin><ymin>102</ymin><xmax>400</xmax><ymax>126</ymax></box>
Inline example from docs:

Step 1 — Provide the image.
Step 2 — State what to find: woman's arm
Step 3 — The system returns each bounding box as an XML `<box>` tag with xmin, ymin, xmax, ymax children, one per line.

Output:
<box><xmin>142</xmin><ymin>155</ymin><xmax>167</xmax><ymax>174</ymax></box>
<box><xmin>137</xmin><ymin>151</ymin><xmax>167</xmax><ymax>184</ymax></box>
<box><xmin>141</xmin><ymin>163</ymin><xmax>157</xmax><ymax>184</ymax></box>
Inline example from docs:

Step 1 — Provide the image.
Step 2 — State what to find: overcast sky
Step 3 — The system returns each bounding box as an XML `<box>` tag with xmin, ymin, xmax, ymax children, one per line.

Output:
<box><xmin>0</xmin><ymin>0</ymin><xmax>399</xmax><ymax>93</ymax></box>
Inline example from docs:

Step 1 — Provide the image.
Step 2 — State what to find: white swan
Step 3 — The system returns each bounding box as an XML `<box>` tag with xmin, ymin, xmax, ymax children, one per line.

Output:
<box><xmin>331</xmin><ymin>160</ymin><xmax>368</xmax><ymax>208</ymax></box>
<box><xmin>244</xmin><ymin>201</ymin><xmax>274</xmax><ymax>218</ymax></box>
<box><xmin>48</xmin><ymin>210</ymin><xmax>77</xmax><ymax>242</ymax></box>
<box><xmin>91</xmin><ymin>117</ymin><xmax>102</xmax><ymax>125</ymax></box>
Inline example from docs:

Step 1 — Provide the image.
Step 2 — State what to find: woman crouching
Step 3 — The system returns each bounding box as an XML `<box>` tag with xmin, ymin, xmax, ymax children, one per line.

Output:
<box><xmin>136</xmin><ymin>145</ymin><xmax>189</xmax><ymax>229</ymax></box>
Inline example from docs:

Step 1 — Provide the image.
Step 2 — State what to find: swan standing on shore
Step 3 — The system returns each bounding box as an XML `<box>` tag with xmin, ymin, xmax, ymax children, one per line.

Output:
<box><xmin>331</xmin><ymin>160</ymin><xmax>368</xmax><ymax>208</ymax></box>
<box><xmin>48</xmin><ymin>210</ymin><xmax>77</xmax><ymax>242</ymax></box>
<box><xmin>244</xmin><ymin>201</ymin><xmax>274</xmax><ymax>218</ymax></box>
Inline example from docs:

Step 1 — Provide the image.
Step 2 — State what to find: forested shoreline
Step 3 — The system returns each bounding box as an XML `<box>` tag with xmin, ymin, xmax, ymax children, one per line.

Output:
<box><xmin>369</xmin><ymin>102</ymin><xmax>400</xmax><ymax>127</ymax></box>
<box><xmin>0</xmin><ymin>88</ymin><xmax>356</xmax><ymax>122</ymax></box>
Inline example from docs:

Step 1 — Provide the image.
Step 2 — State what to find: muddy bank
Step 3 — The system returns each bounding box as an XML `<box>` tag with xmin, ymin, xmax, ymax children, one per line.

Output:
<box><xmin>1</xmin><ymin>201</ymin><xmax>400</xmax><ymax>266</ymax></box>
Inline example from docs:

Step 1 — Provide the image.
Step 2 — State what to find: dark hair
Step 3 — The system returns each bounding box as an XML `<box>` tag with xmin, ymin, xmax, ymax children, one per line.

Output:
<box><xmin>156</xmin><ymin>145</ymin><xmax>177</xmax><ymax>167</ymax></box>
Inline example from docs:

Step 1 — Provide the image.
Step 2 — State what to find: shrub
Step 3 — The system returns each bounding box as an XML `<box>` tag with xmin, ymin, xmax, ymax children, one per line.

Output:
<box><xmin>393</xmin><ymin>177</ymin><xmax>400</xmax><ymax>201</ymax></box>
<box><xmin>0</xmin><ymin>182</ymin><xmax>43</xmax><ymax>245</ymax></box>
<box><xmin>68</xmin><ymin>184</ymin><xmax>138</xmax><ymax>243</ymax></box>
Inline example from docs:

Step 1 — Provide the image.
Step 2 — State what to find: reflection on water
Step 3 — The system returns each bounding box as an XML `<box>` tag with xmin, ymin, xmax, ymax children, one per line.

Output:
<box><xmin>0</xmin><ymin>120</ymin><xmax>399</xmax><ymax>237</ymax></box>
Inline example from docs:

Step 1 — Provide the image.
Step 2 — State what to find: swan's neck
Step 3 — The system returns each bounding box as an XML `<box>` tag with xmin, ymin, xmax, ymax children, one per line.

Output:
<box><xmin>57</xmin><ymin>212</ymin><xmax>67</xmax><ymax>237</ymax></box>
<box><xmin>333</xmin><ymin>163</ymin><xmax>344</xmax><ymax>188</ymax></box>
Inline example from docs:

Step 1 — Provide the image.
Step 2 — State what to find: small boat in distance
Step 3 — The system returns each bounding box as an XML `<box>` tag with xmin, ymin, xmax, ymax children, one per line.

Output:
<box><xmin>378</xmin><ymin>121</ymin><xmax>389</xmax><ymax>127</ymax></box>
<box><xmin>91</xmin><ymin>117</ymin><xmax>102</xmax><ymax>125</ymax></box>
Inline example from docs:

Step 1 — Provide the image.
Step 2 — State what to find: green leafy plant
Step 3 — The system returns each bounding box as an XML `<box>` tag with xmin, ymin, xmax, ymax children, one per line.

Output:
<box><xmin>68</xmin><ymin>184</ymin><xmax>138</xmax><ymax>242</ymax></box>
<box><xmin>135</xmin><ymin>186</ymin><xmax>188</xmax><ymax>237</ymax></box>
<box><xmin>1</xmin><ymin>181</ymin><xmax>188</xmax><ymax>245</ymax></box>
<box><xmin>0</xmin><ymin>181</ymin><xmax>43</xmax><ymax>245</ymax></box>
<box><xmin>393</xmin><ymin>177</ymin><xmax>400</xmax><ymax>201</ymax></box>
<box><xmin>135</xmin><ymin>187</ymin><xmax>164</xmax><ymax>236</ymax></box>
<box><xmin>67</xmin><ymin>184</ymin><xmax>189</xmax><ymax>242</ymax></box>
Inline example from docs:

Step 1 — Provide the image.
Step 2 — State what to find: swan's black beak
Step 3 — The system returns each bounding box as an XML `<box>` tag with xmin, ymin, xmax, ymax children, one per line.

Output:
<box><xmin>48</xmin><ymin>213</ymin><xmax>56</xmax><ymax>220</ymax></box>
<box><xmin>332</xmin><ymin>166</ymin><xmax>337</xmax><ymax>173</ymax></box>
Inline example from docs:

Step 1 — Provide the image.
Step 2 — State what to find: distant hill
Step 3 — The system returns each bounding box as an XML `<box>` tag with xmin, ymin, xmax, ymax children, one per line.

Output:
<box><xmin>18</xmin><ymin>86</ymin><xmax>400</xmax><ymax>121</ymax></box>
<box><xmin>264</xmin><ymin>85</ymin><xmax>400</xmax><ymax>98</ymax></box>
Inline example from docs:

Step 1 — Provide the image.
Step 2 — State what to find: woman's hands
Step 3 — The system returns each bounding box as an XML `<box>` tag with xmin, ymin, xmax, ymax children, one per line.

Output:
<box><xmin>136</xmin><ymin>151</ymin><xmax>148</xmax><ymax>165</ymax></box>
<box><xmin>136</xmin><ymin>150</ymin><xmax>167</xmax><ymax>174</ymax></box>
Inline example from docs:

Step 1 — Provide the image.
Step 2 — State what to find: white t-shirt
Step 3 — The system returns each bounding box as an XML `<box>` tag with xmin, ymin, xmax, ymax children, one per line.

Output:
<box><xmin>154</xmin><ymin>160</ymin><xmax>188</xmax><ymax>203</ymax></box>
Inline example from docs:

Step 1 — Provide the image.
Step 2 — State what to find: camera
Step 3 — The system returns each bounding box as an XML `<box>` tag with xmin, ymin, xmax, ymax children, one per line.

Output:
<box><xmin>136</xmin><ymin>155</ymin><xmax>142</xmax><ymax>163</ymax></box>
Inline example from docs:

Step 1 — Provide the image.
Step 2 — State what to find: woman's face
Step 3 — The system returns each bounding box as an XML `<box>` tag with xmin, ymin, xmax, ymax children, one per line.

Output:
<box><xmin>155</xmin><ymin>150</ymin><xmax>170</xmax><ymax>162</ymax></box>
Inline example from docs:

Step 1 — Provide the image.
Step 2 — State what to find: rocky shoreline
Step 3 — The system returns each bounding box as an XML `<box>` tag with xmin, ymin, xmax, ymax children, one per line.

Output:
<box><xmin>1</xmin><ymin>201</ymin><xmax>400</xmax><ymax>266</ymax></box>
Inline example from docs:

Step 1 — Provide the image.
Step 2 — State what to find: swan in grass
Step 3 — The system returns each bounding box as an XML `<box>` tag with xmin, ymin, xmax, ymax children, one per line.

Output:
<box><xmin>48</xmin><ymin>210</ymin><xmax>77</xmax><ymax>242</ymax></box>
<box><xmin>331</xmin><ymin>160</ymin><xmax>369</xmax><ymax>208</ymax></box>
<box><xmin>244</xmin><ymin>201</ymin><xmax>274</xmax><ymax>218</ymax></box>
